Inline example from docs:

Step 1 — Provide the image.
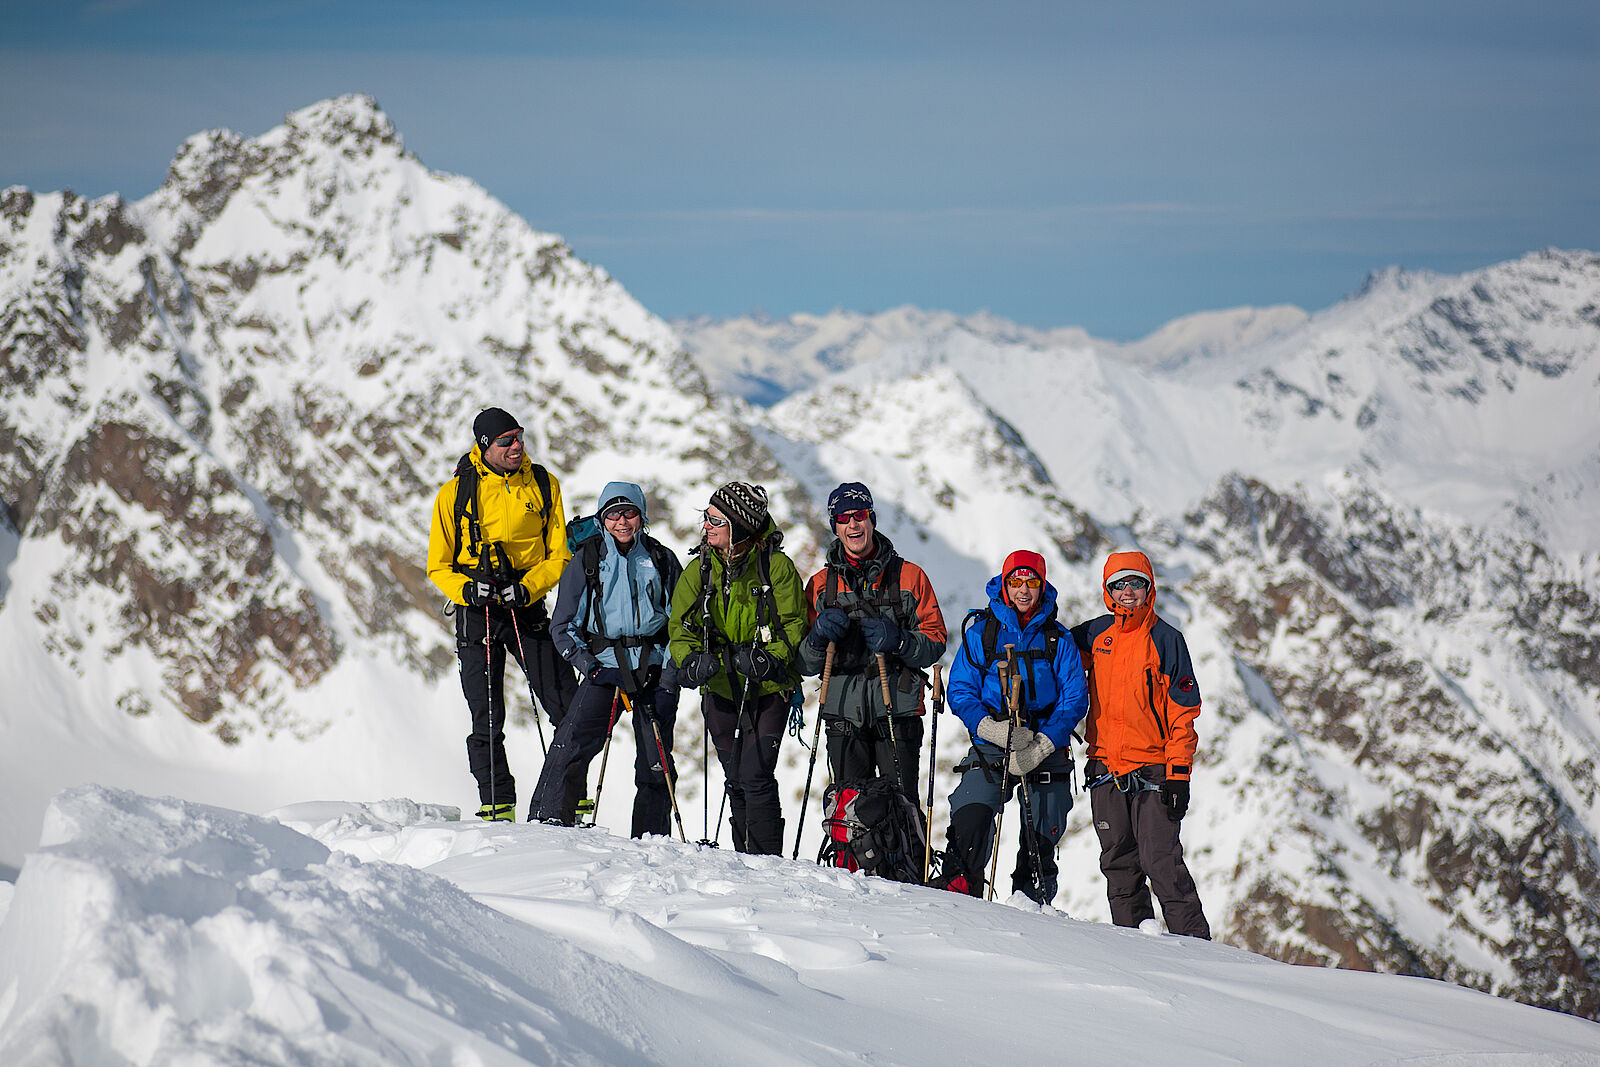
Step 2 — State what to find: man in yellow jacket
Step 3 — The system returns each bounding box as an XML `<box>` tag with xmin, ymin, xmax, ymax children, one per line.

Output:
<box><xmin>428</xmin><ymin>407</ymin><xmax>578</xmax><ymax>821</ymax></box>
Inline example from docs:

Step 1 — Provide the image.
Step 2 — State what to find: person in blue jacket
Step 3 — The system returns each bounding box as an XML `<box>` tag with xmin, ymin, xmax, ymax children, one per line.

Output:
<box><xmin>937</xmin><ymin>549</ymin><xmax>1089</xmax><ymax>904</ymax></box>
<box><xmin>529</xmin><ymin>482</ymin><xmax>683</xmax><ymax>835</ymax></box>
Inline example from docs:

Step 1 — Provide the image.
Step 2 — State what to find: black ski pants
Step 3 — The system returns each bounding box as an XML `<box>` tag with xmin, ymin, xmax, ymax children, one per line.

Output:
<box><xmin>1090</xmin><ymin>771</ymin><xmax>1211</xmax><ymax>939</ymax></box>
<box><xmin>825</xmin><ymin>715</ymin><xmax>923</xmax><ymax>802</ymax></box>
<box><xmin>704</xmin><ymin>689</ymin><xmax>787</xmax><ymax>855</ymax></box>
<box><xmin>456</xmin><ymin>602</ymin><xmax>578</xmax><ymax>808</ymax></box>
<box><xmin>528</xmin><ymin>679</ymin><xmax>679</xmax><ymax>835</ymax></box>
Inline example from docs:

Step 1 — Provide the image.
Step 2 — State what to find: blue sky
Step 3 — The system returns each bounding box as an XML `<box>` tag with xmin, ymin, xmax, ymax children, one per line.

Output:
<box><xmin>2</xmin><ymin>1</ymin><xmax>1595</xmax><ymax>338</ymax></box>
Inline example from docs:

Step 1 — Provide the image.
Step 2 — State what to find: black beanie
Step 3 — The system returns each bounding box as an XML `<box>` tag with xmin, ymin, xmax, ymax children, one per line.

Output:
<box><xmin>473</xmin><ymin>407</ymin><xmax>521</xmax><ymax>450</ymax></box>
<box><xmin>709</xmin><ymin>482</ymin><xmax>769</xmax><ymax>543</ymax></box>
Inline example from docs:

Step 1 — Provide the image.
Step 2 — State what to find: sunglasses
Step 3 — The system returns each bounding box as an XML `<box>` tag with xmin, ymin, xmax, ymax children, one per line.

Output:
<box><xmin>1005</xmin><ymin>576</ymin><xmax>1042</xmax><ymax>590</ymax></box>
<box><xmin>1107</xmin><ymin>576</ymin><xmax>1150</xmax><ymax>591</ymax></box>
<box><xmin>492</xmin><ymin>429</ymin><xmax>524</xmax><ymax>447</ymax></box>
<box><xmin>700</xmin><ymin>509</ymin><xmax>730</xmax><ymax>528</ymax></box>
<box><xmin>604</xmin><ymin>506</ymin><xmax>641</xmax><ymax>522</ymax></box>
<box><xmin>832</xmin><ymin>509</ymin><xmax>871</xmax><ymax>526</ymax></box>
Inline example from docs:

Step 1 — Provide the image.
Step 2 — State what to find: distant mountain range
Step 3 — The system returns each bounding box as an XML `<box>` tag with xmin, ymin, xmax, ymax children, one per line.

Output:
<box><xmin>3</xmin><ymin>96</ymin><xmax>1596</xmax><ymax>1018</ymax></box>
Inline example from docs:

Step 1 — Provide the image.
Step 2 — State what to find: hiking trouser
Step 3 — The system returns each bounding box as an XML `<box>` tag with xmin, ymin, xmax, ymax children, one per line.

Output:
<box><xmin>528</xmin><ymin>680</ymin><xmax>678</xmax><ymax>833</ymax></box>
<box><xmin>825</xmin><ymin>715</ymin><xmax>923</xmax><ymax>802</ymax></box>
<box><xmin>705</xmin><ymin>689</ymin><xmax>787</xmax><ymax>855</ymax></box>
<box><xmin>942</xmin><ymin>744</ymin><xmax>1073</xmax><ymax>903</ymax></box>
<box><xmin>1090</xmin><ymin>767</ymin><xmax>1211</xmax><ymax>939</ymax></box>
<box><xmin>456</xmin><ymin>603</ymin><xmax>579</xmax><ymax>807</ymax></box>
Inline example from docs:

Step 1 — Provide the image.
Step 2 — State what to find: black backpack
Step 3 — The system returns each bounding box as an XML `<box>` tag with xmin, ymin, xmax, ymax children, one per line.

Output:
<box><xmin>818</xmin><ymin>777</ymin><xmax>927</xmax><ymax>883</ymax></box>
<box><xmin>451</xmin><ymin>452</ymin><xmax>553</xmax><ymax>580</ymax></box>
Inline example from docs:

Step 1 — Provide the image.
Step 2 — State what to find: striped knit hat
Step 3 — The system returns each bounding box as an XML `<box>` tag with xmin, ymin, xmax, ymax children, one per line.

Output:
<box><xmin>709</xmin><ymin>481</ymin><xmax>769</xmax><ymax>543</ymax></box>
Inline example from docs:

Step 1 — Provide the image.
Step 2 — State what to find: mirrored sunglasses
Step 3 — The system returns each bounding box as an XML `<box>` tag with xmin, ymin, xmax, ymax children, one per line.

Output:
<box><xmin>1107</xmin><ymin>576</ymin><xmax>1150</xmax><ymax>591</ymax></box>
<box><xmin>832</xmin><ymin>508</ymin><xmax>871</xmax><ymax>526</ymax></box>
<box><xmin>493</xmin><ymin>429</ymin><xmax>524</xmax><ymax>447</ymax></box>
<box><xmin>700</xmin><ymin>509</ymin><xmax>730</xmax><ymax>528</ymax></box>
<box><xmin>1005</xmin><ymin>576</ymin><xmax>1042</xmax><ymax>590</ymax></box>
<box><xmin>604</xmin><ymin>506</ymin><xmax>641</xmax><ymax>522</ymax></box>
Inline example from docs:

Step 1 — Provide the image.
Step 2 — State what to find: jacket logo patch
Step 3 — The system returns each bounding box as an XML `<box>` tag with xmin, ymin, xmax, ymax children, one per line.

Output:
<box><xmin>1177</xmin><ymin>676</ymin><xmax>1197</xmax><ymax>692</ymax></box>
<box><xmin>525</xmin><ymin>502</ymin><xmax>538</xmax><ymax>513</ymax></box>
<box><xmin>1102</xmin><ymin>636</ymin><xmax>1112</xmax><ymax>647</ymax></box>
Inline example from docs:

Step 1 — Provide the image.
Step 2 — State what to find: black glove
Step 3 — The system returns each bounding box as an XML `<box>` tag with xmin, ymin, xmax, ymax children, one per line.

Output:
<box><xmin>860</xmin><ymin>616</ymin><xmax>903</xmax><ymax>654</ymax></box>
<box><xmin>1161</xmin><ymin>778</ymin><xmax>1190</xmax><ymax>821</ymax></box>
<box><xmin>498</xmin><ymin>582</ymin><xmax>532</xmax><ymax>607</ymax></box>
<box><xmin>463</xmin><ymin>580</ymin><xmax>496</xmax><ymax>607</ymax></box>
<box><xmin>733</xmin><ymin>644</ymin><xmax>787</xmax><ymax>682</ymax></box>
<box><xmin>807</xmin><ymin>607</ymin><xmax>850</xmax><ymax>650</ymax></box>
<box><xmin>679</xmin><ymin>651</ymin><xmax>720</xmax><ymax>688</ymax></box>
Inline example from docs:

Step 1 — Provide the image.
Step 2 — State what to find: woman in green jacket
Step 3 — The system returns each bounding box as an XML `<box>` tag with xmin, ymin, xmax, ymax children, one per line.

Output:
<box><xmin>669</xmin><ymin>482</ymin><xmax>807</xmax><ymax>854</ymax></box>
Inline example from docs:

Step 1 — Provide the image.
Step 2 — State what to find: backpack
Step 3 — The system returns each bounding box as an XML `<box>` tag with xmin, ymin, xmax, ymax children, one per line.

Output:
<box><xmin>570</xmin><ymin>523</ymin><xmax>679</xmax><ymax>692</ymax></box>
<box><xmin>451</xmin><ymin>452</ymin><xmax>553</xmax><ymax>580</ymax></box>
<box><xmin>961</xmin><ymin>607</ymin><xmax>1066</xmax><ymax>706</ymax></box>
<box><xmin>817</xmin><ymin>777</ymin><xmax>927</xmax><ymax>883</ymax></box>
<box><xmin>961</xmin><ymin>608</ymin><xmax>1084</xmax><ymax>743</ymax></box>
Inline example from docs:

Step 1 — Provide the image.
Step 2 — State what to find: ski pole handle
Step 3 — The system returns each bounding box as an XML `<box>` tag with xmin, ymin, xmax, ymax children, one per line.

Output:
<box><xmin>819</xmin><ymin>642</ymin><xmax>836</xmax><ymax>705</ymax></box>
<box><xmin>876</xmin><ymin>652</ymin><xmax>895</xmax><ymax>712</ymax></box>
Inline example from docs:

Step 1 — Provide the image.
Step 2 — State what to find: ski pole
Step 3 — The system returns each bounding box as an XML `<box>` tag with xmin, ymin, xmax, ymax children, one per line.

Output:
<box><xmin>922</xmin><ymin>664</ymin><xmax>943</xmax><ymax>884</ymax></box>
<box><xmin>585</xmin><ymin>687</ymin><xmax>623</xmax><ymax>827</ymax></box>
<box><xmin>792</xmin><ymin>641</ymin><xmax>834</xmax><ymax>860</ymax></box>
<box><xmin>486</xmin><ymin>603</ymin><xmax>498</xmax><ymax>819</ymax></box>
<box><xmin>507</xmin><ymin>606</ymin><xmax>550</xmax><ymax>757</ymax></box>
<box><xmin>625</xmin><ymin>689</ymin><xmax>689</xmax><ymax>843</ymax></box>
<box><xmin>716</xmin><ymin>670</ymin><xmax>753</xmax><ymax>850</ymax></box>
<box><xmin>876</xmin><ymin>652</ymin><xmax>907</xmax><ymax>797</ymax></box>
<box><xmin>988</xmin><ymin>651</ymin><xmax>1020</xmax><ymax>901</ymax></box>
<box><xmin>698</xmin><ymin>706</ymin><xmax>715</xmax><ymax>847</ymax></box>
<box><xmin>1006</xmin><ymin>646</ymin><xmax>1048</xmax><ymax>903</ymax></box>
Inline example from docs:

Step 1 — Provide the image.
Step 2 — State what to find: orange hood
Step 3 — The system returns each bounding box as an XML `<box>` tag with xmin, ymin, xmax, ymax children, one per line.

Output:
<box><xmin>1102</xmin><ymin>550</ymin><xmax>1156</xmax><ymax>630</ymax></box>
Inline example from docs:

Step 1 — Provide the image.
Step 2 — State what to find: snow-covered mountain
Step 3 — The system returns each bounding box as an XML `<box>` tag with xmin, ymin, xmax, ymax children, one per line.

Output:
<box><xmin>3</xmin><ymin>96</ymin><xmax>1598</xmax><ymax>1023</ymax></box>
<box><xmin>673</xmin><ymin>302</ymin><xmax>1307</xmax><ymax>404</ymax></box>
<box><xmin>3</xmin><ymin>785</ymin><xmax>1597</xmax><ymax>1064</ymax></box>
<box><xmin>749</xmin><ymin>253</ymin><xmax>1600</xmax><ymax>1017</ymax></box>
<box><xmin>0</xmin><ymin>95</ymin><xmax>820</xmax><ymax>866</ymax></box>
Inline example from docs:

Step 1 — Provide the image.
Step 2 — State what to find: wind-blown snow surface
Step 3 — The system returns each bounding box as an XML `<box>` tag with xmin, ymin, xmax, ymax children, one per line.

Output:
<box><xmin>2</xmin><ymin>786</ymin><xmax>1597</xmax><ymax>1066</ymax></box>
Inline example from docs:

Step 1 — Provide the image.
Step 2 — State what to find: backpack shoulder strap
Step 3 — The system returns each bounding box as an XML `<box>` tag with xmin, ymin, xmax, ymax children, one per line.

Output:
<box><xmin>959</xmin><ymin>608</ymin><xmax>993</xmax><ymax>671</ymax></box>
<box><xmin>531</xmin><ymin>463</ymin><xmax>553</xmax><ymax>535</ymax></box>
<box><xmin>452</xmin><ymin>453</ymin><xmax>482</xmax><ymax>567</ymax></box>
<box><xmin>580</xmin><ymin>535</ymin><xmax>605</xmax><ymax>638</ymax></box>
<box><xmin>754</xmin><ymin>543</ymin><xmax>792</xmax><ymax>657</ymax></box>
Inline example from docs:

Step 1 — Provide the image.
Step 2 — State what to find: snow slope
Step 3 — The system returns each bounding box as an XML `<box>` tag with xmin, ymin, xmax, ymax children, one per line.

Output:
<box><xmin>1</xmin><ymin>785</ymin><xmax>1596</xmax><ymax>1066</ymax></box>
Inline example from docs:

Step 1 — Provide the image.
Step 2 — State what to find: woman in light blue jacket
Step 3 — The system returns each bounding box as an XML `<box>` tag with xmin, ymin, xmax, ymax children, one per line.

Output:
<box><xmin>528</xmin><ymin>482</ymin><xmax>683</xmax><ymax>834</ymax></box>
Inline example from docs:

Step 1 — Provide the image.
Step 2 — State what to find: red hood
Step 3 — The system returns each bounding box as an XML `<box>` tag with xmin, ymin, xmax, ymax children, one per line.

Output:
<box><xmin>1001</xmin><ymin>549</ymin><xmax>1047</xmax><ymax>618</ymax></box>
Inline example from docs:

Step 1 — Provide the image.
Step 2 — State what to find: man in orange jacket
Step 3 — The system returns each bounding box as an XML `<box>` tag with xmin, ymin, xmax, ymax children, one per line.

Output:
<box><xmin>1070</xmin><ymin>550</ymin><xmax>1211</xmax><ymax>939</ymax></box>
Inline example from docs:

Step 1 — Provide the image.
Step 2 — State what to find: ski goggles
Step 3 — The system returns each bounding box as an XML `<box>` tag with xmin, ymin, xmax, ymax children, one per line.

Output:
<box><xmin>603</xmin><ymin>506</ymin><xmax>641</xmax><ymax>521</ymax></box>
<box><xmin>832</xmin><ymin>508</ymin><xmax>871</xmax><ymax>526</ymax></box>
<box><xmin>700</xmin><ymin>509</ymin><xmax>730</xmax><ymax>528</ymax></box>
<box><xmin>492</xmin><ymin>429</ymin><xmax>524</xmax><ymax>447</ymax></box>
<box><xmin>1107</xmin><ymin>576</ymin><xmax>1150</xmax><ymax>591</ymax></box>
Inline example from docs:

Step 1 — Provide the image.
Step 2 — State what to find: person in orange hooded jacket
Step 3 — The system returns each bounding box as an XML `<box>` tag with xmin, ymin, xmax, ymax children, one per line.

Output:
<box><xmin>1070</xmin><ymin>550</ymin><xmax>1211</xmax><ymax>939</ymax></box>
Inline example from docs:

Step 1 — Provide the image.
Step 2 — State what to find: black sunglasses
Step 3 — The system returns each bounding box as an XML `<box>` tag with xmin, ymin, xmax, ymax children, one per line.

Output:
<box><xmin>1107</xmin><ymin>576</ymin><xmax>1150</xmax><ymax>591</ymax></box>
